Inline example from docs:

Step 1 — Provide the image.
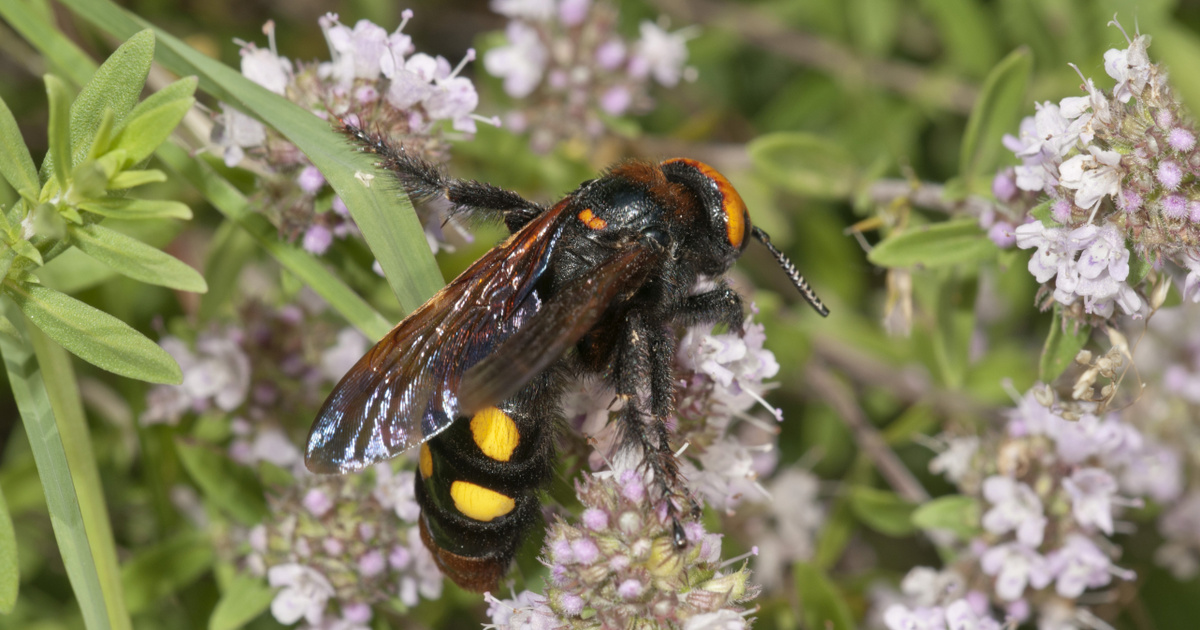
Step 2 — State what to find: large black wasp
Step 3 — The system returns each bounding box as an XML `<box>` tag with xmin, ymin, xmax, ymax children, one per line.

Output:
<box><xmin>305</xmin><ymin>124</ymin><xmax>828</xmax><ymax>592</ymax></box>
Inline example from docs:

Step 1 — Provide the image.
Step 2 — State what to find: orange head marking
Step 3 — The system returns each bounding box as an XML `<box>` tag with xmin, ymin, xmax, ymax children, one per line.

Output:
<box><xmin>661</xmin><ymin>158</ymin><xmax>748</xmax><ymax>250</ymax></box>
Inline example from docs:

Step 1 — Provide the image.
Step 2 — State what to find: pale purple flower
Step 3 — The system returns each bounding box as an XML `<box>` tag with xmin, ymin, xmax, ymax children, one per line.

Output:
<box><xmin>212</xmin><ymin>107</ymin><xmax>266</xmax><ymax>167</ymax></box>
<box><xmin>992</xmin><ymin>169</ymin><xmax>1017</xmax><ymax>202</ymax></box>
<box><xmin>484</xmin><ymin>590</ymin><xmax>566</xmax><ymax>630</ymax></box>
<box><xmin>596</xmin><ymin>39</ymin><xmax>626</xmax><ymax>70</ymax></box>
<box><xmin>358</xmin><ymin>549</ymin><xmax>386</xmax><ymax>577</ymax></box>
<box><xmin>753</xmin><ymin>468</ymin><xmax>823</xmax><ymax>590</ymax></box>
<box><xmin>320</xmin><ymin>328</ymin><xmax>369</xmax><ymax>382</ymax></box>
<box><xmin>491</xmin><ymin>0</ymin><xmax>556</xmax><ymax>20</ymax></box>
<box><xmin>1104</xmin><ymin>28</ymin><xmax>1153</xmax><ymax>103</ymax></box>
<box><xmin>928</xmin><ymin>436</ymin><xmax>978</xmax><ymax>483</ymax></box>
<box><xmin>303</xmin><ymin>488</ymin><xmax>334</xmax><ymax>517</ymax></box>
<box><xmin>1120</xmin><ymin>442</ymin><xmax>1184</xmax><ymax>503</ymax></box>
<box><xmin>943</xmin><ymin>599</ymin><xmax>1002</xmax><ymax>630</ymax></box>
<box><xmin>241</xmin><ymin>46</ymin><xmax>291</xmax><ymax>95</ymax></box>
<box><xmin>681</xmin><ymin>436</ymin><xmax>768</xmax><ymax>514</ymax></box>
<box><xmin>986</xmin><ymin>222</ymin><xmax>1015</xmax><ymax>248</ymax></box>
<box><xmin>683</xmin><ymin>610</ymin><xmax>748</xmax><ymax>630</ymax></box>
<box><xmin>248</xmin><ymin>427</ymin><xmax>302</xmax><ymax>467</ymax></box>
<box><xmin>1058</xmin><ymin>146</ymin><xmax>1122</xmax><ymax>212</ymax></box>
<box><xmin>883</xmin><ymin>604</ymin><xmax>947</xmax><ymax>630</ymax></box>
<box><xmin>981</xmin><ymin>476</ymin><xmax>1047</xmax><ymax>547</ymax></box>
<box><xmin>629</xmin><ymin>21</ymin><xmax>692</xmax><ymax>87</ymax></box>
<box><xmin>268</xmin><ymin>564</ymin><xmax>335</xmax><ymax>625</ymax></box>
<box><xmin>485</xmin><ymin>21</ymin><xmax>548</xmax><ymax>98</ymax></box>
<box><xmin>900</xmin><ymin>567</ymin><xmax>965</xmax><ymax>608</ymax></box>
<box><xmin>676</xmin><ymin>319</ymin><xmax>781</xmax><ymax>420</ymax></box>
<box><xmin>1062</xmin><ymin>468</ymin><xmax>1118</xmax><ymax>534</ymax></box>
<box><xmin>558</xmin><ymin>0</ymin><xmax>591</xmax><ymax>26</ymax></box>
<box><xmin>599</xmin><ymin>85</ymin><xmax>632</xmax><ymax>115</ymax></box>
<box><xmin>1014</xmin><ymin>221</ymin><xmax>1068</xmax><ymax>283</ymax></box>
<box><xmin>1045</xmin><ymin>534</ymin><xmax>1126</xmax><ymax>597</ymax></box>
<box><xmin>372</xmin><ymin>465</ymin><xmax>420</xmax><ymax>521</ymax></box>
<box><xmin>1183</xmin><ymin>251</ymin><xmax>1200</xmax><ymax>302</ymax></box>
<box><xmin>1158</xmin><ymin>491</ymin><xmax>1200</xmax><ymax>578</ymax></box>
<box><xmin>1005</xmin><ymin>103</ymin><xmax>1079</xmax><ymax>193</ymax></box>
<box><xmin>979</xmin><ymin>543</ymin><xmax>1051</xmax><ymax>601</ymax></box>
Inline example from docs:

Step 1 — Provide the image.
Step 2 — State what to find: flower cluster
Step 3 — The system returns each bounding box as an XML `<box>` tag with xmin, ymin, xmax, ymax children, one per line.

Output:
<box><xmin>142</xmin><ymin>296</ymin><xmax>365</xmax><ymax>468</ymax></box>
<box><xmin>211</xmin><ymin>12</ymin><xmax>485</xmax><ymax>255</ymax></box>
<box><xmin>878</xmin><ymin>380</ymin><xmax>1186</xmax><ymax>630</ymax></box>
<box><xmin>485</xmin><ymin>471</ymin><xmax>758</xmax><ymax>630</ymax></box>
<box><xmin>483</xmin><ymin>0</ymin><xmax>697</xmax><ymax>152</ymax></box>
<box><xmin>249</xmin><ymin>465</ymin><xmax>443</xmax><ymax>628</ymax></box>
<box><xmin>992</xmin><ymin>19</ymin><xmax>1200</xmax><ymax>323</ymax></box>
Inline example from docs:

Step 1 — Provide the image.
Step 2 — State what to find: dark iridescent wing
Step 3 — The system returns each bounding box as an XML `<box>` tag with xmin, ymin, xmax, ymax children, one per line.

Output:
<box><xmin>305</xmin><ymin>203</ymin><xmax>570</xmax><ymax>474</ymax></box>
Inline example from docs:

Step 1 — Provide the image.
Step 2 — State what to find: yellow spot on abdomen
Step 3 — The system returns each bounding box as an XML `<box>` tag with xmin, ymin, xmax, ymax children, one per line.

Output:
<box><xmin>577</xmin><ymin>208</ymin><xmax>607</xmax><ymax>230</ymax></box>
<box><xmin>419</xmin><ymin>444</ymin><xmax>433</xmax><ymax>479</ymax></box>
<box><xmin>450</xmin><ymin>481</ymin><xmax>515</xmax><ymax>521</ymax></box>
<box><xmin>470</xmin><ymin>406</ymin><xmax>520</xmax><ymax>461</ymax></box>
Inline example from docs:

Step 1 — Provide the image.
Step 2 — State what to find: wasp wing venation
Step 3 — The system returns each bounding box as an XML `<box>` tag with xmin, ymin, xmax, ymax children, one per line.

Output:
<box><xmin>304</xmin><ymin>203</ymin><xmax>572</xmax><ymax>474</ymax></box>
<box><xmin>459</xmin><ymin>242</ymin><xmax>663</xmax><ymax>415</ymax></box>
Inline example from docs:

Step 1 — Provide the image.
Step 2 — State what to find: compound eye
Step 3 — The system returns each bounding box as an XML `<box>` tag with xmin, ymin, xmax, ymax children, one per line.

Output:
<box><xmin>661</xmin><ymin>158</ymin><xmax>750</xmax><ymax>251</ymax></box>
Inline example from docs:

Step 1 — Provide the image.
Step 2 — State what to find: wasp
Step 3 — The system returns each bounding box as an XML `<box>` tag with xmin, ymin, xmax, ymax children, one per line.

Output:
<box><xmin>305</xmin><ymin>124</ymin><xmax>828</xmax><ymax>593</ymax></box>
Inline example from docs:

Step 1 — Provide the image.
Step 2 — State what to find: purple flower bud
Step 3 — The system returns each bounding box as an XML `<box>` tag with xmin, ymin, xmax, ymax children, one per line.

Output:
<box><xmin>620</xmin><ymin>473</ymin><xmax>645</xmax><ymax>503</ymax></box>
<box><xmin>1162</xmin><ymin>194</ymin><xmax>1188</xmax><ymax>219</ymax></box>
<box><xmin>355</xmin><ymin>85</ymin><xmax>379</xmax><ymax>104</ymax></box>
<box><xmin>550</xmin><ymin>537</ymin><xmax>574</xmax><ymax>563</ymax></box>
<box><xmin>570</xmin><ymin>537</ymin><xmax>599</xmax><ymax>564</ymax></box>
<box><xmin>595</xmin><ymin>39</ymin><xmax>626</xmax><ymax>70</ymax></box>
<box><xmin>358</xmin><ymin>522</ymin><xmax>376</xmax><ymax>541</ymax></box>
<box><xmin>558</xmin><ymin>0</ymin><xmax>591</xmax><ymax>26</ymax></box>
<box><xmin>600</xmin><ymin>85</ymin><xmax>632</xmax><ymax>115</ymax></box>
<box><xmin>323</xmin><ymin>537</ymin><xmax>344</xmax><ymax>555</ymax></box>
<box><xmin>617</xmin><ymin>578</ymin><xmax>644</xmax><ymax>599</ymax></box>
<box><xmin>1051</xmin><ymin>199</ymin><xmax>1073</xmax><ymax>224</ymax></box>
<box><xmin>358</xmin><ymin>549</ymin><xmax>386</xmax><ymax>577</ymax></box>
<box><xmin>581</xmin><ymin>508</ymin><xmax>608</xmax><ymax>530</ymax></box>
<box><xmin>1119</xmin><ymin>190</ymin><xmax>1143</xmax><ymax>214</ymax></box>
<box><xmin>1157</xmin><ymin>160</ymin><xmax>1184</xmax><ymax>189</ymax></box>
<box><xmin>558</xmin><ymin>592</ymin><xmax>584</xmax><ymax>615</ymax></box>
<box><xmin>389</xmin><ymin>544</ymin><xmax>411</xmax><ymax>569</ymax></box>
<box><xmin>297</xmin><ymin>165</ymin><xmax>325</xmax><ymax>194</ymax></box>
<box><xmin>1189</xmin><ymin>200</ymin><xmax>1200</xmax><ymax>222</ymax></box>
<box><xmin>988</xmin><ymin>222</ymin><xmax>1017</xmax><ymax>248</ymax></box>
<box><xmin>992</xmin><ymin>169</ymin><xmax>1017</xmax><ymax>202</ymax></box>
<box><xmin>1157</xmin><ymin>109</ymin><xmax>1175</xmax><ymax>128</ymax></box>
<box><xmin>343</xmin><ymin>602</ymin><xmax>372</xmax><ymax>624</ymax></box>
<box><xmin>302</xmin><ymin>224</ymin><xmax>333</xmax><ymax>255</ymax></box>
<box><xmin>1169</xmin><ymin>127</ymin><xmax>1197</xmax><ymax>152</ymax></box>
<box><xmin>303</xmin><ymin>488</ymin><xmax>333</xmax><ymax>516</ymax></box>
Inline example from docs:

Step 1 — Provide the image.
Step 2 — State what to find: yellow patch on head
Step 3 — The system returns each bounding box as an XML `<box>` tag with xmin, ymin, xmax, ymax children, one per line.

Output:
<box><xmin>470</xmin><ymin>406</ymin><xmax>520</xmax><ymax>461</ymax></box>
<box><xmin>577</xmin><ymin>208</ymin><xmax>607</xmax><ymax>230</ymax></box>
<box><xmin>450</xmin><ymin>481</ymin><xmax>515</xmax><ymax>522</ymax></box>
<box><xmin>419</xmin><ymin>444</ymin><xmax>433</xmax><ymax>479</ymax></box>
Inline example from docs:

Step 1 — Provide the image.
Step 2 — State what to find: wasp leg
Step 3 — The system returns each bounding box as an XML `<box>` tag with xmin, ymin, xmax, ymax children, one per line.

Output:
<box><xmin>615</xmin><ymin>314</ymin><xmax>691</xmax><ymax>540</ymax></box>
<box><xmin>342</xmin><ymin>122</ymin><xmax>546</xmax><ymax>232</ymax></box>
<box><xmin>674</xmin><ymin>283</ymin><xmax>745</xmax><ymax>333</ymax></box>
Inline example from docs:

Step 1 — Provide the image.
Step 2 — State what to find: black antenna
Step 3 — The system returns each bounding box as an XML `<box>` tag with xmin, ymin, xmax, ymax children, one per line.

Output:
<box><xmin>752</xmin><ymin>226</ymin><xmax>830</xmax><ymax>317</ymax></box>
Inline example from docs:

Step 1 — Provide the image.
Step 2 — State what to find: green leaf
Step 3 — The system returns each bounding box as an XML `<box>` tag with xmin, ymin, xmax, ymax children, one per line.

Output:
<box><xmin>868</xmin><ymin>218</ymin><xmax>999</xmax><ymax>268</ymax></box>
<box><xmin>78</xmin><ymin>197</ymin><xmax>193</xmax><ymax>220</ymax></box>
<box><xmin>44</xmin><ymin>75</ymin><xmax>74</xmax><ymax>192</ymax></box>
<box><xmin>26</xmin><ymin>322</ymin><xmax>131</xmax><ymax>628</ymax></box>
<box><xmin>58</xmin><ymin>0</ymin><xmax>444</xmax><ymax>313</ymax></box>
<box><xmin>1</xmin><ymin>281</ymin><xmax>182</xmax><ymax>384</ymax></box>
<box><xmin>199</xmin><ymin>222</ymin><xmax>257</xmax><ymax>324</ymax></box>
<box><xmin>174</xmin><ymin>440</ymin><xmax>269</xmax><ymax>526</ymax></box>
<box><xmin>958</xmin><ymin>48</ymin><xmax>1032</xmax><ymax>189</ymax></box>
<box><xmin>0</xmin><ymin>296</ymin><xmax>121</xmax><ymax>630</ymax></box>
<box><xmin>63</xmin><ymin>29</ymin><xmax>155</xmax><ymax>172</ymax></box>
<box><xmin>918</xmin><ymin>0</ymin><xmax>1000</xmax><ymax>77</ymax></box>
<box><xmin>1029</xmin><ymin>199</ymin><xmax>1054</xmax><ymax>225</ymax></box>
<box><xmin>208</xmin><ymin>574</ymin><xmax>274</xmax><ymax>630</ymax></box>
<box><xmin>11</xmin><ymin>239</ymin><xmax>43</xmax><ymax>267</ymax></box>
<box><xmin>156</xmin><ymin>143</ymin><xmax>391</xmax><ymax>340</ymax></box>
<box><xmin>108</xmin><ymin>169</ymin><xmax>166</xmax><ymax>189</ymax></box>
<box><xmin>1039</xmin><ymin>306</ymin><xmax>1090</xmax><ymax>382</ymax></box>
<box><xmin>121</xmin><ymin>532</ymin><xmax>215</xmax><ymax>614</ymax></box>
<box><xmin>86</xmin><ymin>109</ymin><xmax>118</xmax><ymax>163</ymax></box>
<box><xmin>0</xmin><ymin>95</ymin><xmax>39</xmax><ymax>198</ymax></box>
<box><xmin>747</xmin><ymin>132</ymin><xmax>859</xmax><ymax>199</ymax></box>
<box><xmin>1128</xmin><ymin>242</ymin><xmax>1152</xmax><ymax>285</ymax></box>
<box><xmin>793</xmin><ymin>562</ymin><xmax>857</xmax><ymax>630</ymax></box>
<box><xmin>911</xmin><ymin>495</ymin><xmax>982</xmax><ymax>539</ymax></box>
<box><xmin>68</xmin><ymin>223</ymin><xmax>206</xmax><ymax>292</ymax></box>
<box><xmin>109</xmin><ymin>96</ymin><xmax>195</xmax><ymax>168</ymax></box>
<box><xmin>0</xmin><ymin>0</ymin><xmax>96</xmax><ymax>88</ymax></box>
<box><xmin>0</xmin><ymin>484</ymin><xmax>17</xmax><ymax>614</ymax></box>
<box><xmin>848</xmin><ymin>486</ymin><xmax>917</xmax><ymax>537</ymax></box>
<box><xmin>125</xmin><ymin>76</ymin><xmax>198</xmax><ymax>125</ymax></box>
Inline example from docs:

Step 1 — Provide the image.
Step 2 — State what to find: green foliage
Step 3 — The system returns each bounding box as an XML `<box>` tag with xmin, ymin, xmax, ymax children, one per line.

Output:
<box><xmin>208</xmin><ymin>575</ymin><xmax>274</xmax><ymax>630</ymax></box>
<box><xmin>174</xmin><ymin>440</ymin><xmax>269</xmax><ymax>526</ymax></box>
<box><xmin>868</xmin><ymin>218</ymin><xmax>999</xmax><ymax>268</ymax></box>
<box><xmin>1040</xmin><ymin>307</ymin><xmax>1091</xmax><ymax>382</ymax></box>
<box><xmin>911</xmin><ymin>495</ymin><xmax>983</xmax><ymax>539</ymax></box>
<box><xmin>0</xmin><ymin>485</ymin><xmax>16</xmax><ymax>614</ymax></box>
<box><xmin>958</xmin><ymin>48</ymin><xmax>1032</xmax><ymax>191</ymax></box>
<box><xmin>794</xmin><ymin>562</ymin><xmax>856</xmax><ymax>630</ymax></box>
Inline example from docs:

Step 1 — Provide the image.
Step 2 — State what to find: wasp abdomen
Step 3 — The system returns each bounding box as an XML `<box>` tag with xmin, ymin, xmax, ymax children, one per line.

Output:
<box><xmin>414</xmin><ymin>377</ymin><xmax>560</xmax><ymax>592</ymax></box>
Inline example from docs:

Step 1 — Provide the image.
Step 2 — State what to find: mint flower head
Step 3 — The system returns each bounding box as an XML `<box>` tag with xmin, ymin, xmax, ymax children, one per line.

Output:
<box><xmin>996</xmin><ymin>17</ymin><xmax>1200</xmax><ymax>324</ymax></box>
<box><xmin>483</xmin><ymin>0</ymin><xmax>698</xmax><ymax>152</ymax></box>
<box><xmin>485</xmin><ymin>471</ymin><xmax>759</xmax><ymax>630</ymax></box>
<box><xmin>210</xmin><ymin>12</ymin><xmax>487</xmax><ymax>256</ymax></box>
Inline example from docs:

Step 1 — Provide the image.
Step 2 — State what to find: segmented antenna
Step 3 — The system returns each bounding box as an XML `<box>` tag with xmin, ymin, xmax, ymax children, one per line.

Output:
<box><xmin>752</xmin><ymin>226</ymin><xmax>830</xmax><ymax>317</ymax></box>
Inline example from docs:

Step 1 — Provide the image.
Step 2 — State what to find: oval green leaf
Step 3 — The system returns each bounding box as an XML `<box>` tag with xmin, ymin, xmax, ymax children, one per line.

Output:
<box><xmin>208</xmin><ymin>574</ymin><xmax>274</xmax><ymax>630</ymax></box>
<box><xmin>1039</xmin><ymin>306</ymin><xmax>1091</xmax><ymax>382</ymax></box>
<box><xmin>748</xmin><ymin>132</ymin><xmax>859</xmax><ymax>199</ymax></box>
<box><xmin>868</xmin><ymin>218</ymin><xmax>998</xmax><ymax>268</ymax></box>
<box><xmin>2</xmin><ymin>281</ymin><xmax>182</xmax><ymax>384</ymax></box>
<box><xmin>0</xmin><ymin>95</ymin><xmax>39</xmax><ymax>198</ymax></box>
<box><xmin>911</xmin><ymin>494</ymin><xmax>983</xmax><ymax>539</ymax></box>
<box><xmin>109</xmin><ymin>97</ymin><xmax>194</xmax><ymax>167</ymax></box>
<box><xmin>69</xmin><ymin>223</ymin><xmax>206</xmax><ymax>293</ymax></box>
<box><xmin>78</xmin><ymin>197</ymin><xmax>192</xmax><ymax>220</ymax></box>
<box><xmin>849</xmin><ymin>486</ymin><xmax>917</xmax><ymax>537</ymax></box>
<box><xmin>121</xmin><ymin>532</ymin><xmax>215</xmax><ymax>614</ymax></box>
<box><xmin>958</xmin><ymin>47</ymin><xmax>1032</xmax><ymax>189</ymax></box>
<box><xmin>793</xmin><ymin>562</ymin><xmax>856</xmax><ymax>630</ymax></box>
